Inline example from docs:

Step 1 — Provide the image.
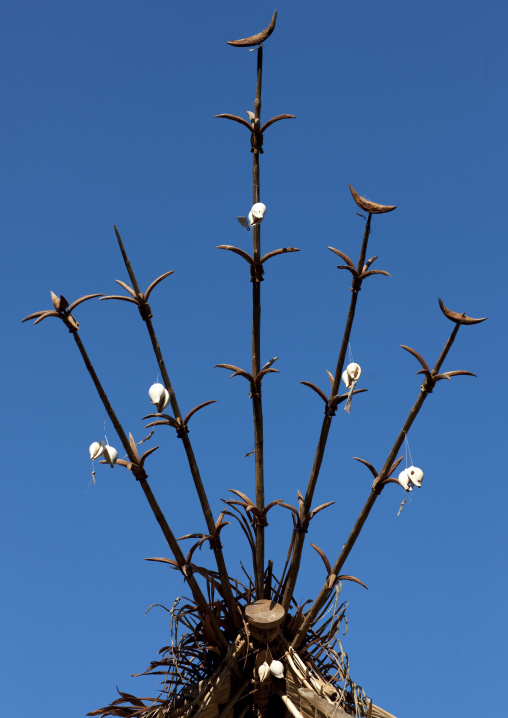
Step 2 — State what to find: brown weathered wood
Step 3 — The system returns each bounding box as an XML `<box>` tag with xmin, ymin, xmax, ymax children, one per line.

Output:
<box><xmin>370</xmin><ymin>705</ymin><xmax>398</xmax><ymax>718</ymax></box>
<box><xmin>246</xmin><ymin>599</ymin><xmax>285</xmax><ymax>643</ymax></box>
<box><xmin>291</xmin><ymin>322</ymin><xmax>465</xmax><ymax>649</ymax></box>
<box><xmin>298</xmin><ymin>689</ymin><xmax>349</xmax><ymax>717</ymax></box>
<box><xmin>282</xmin><ymin>214</ymin><xmax>373</xmax><ymax>614</ymax></box>
<box><xmin>112</xmin><ymin>228</ymin><xmax>241</xmax><ymax>632</ymax></box>
<box><xmin>252</xmin><ymin>43</ymin><xmax>265</xmax><ymax>599</ymax></box>
<box><xmin>245</xmin><ymin>599</ymin><xmax>285</xmax><ymax>628</ymax></box>
<box><xmin>216</xmin><ymin>677</ymin><xmax>250</xmax><ymax>718</ymax></box>
<box><xmin>71</xmin><ymin>332</ymin><xmax>228</xmax><ymax>649</ymax></box>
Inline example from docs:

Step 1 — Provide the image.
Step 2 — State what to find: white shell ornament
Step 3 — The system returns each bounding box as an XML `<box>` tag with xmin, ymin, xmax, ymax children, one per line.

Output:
<box><xmin>89</xmin><ymin>441</ymin><xmax>105</xmax><ymax>460</ymax></box>
<box><xmin>342</xmin><ymin>362</ymin><xmax>361</xmax><ymax>389</ymax></box>
<box><xmin>398</xmin><ymin>469</ymin><xmax>414</xmax><ymax>492</ymax></box>
<box><xmin>258</xmin><ymin>661</ymin><xmax>271</xmax><ymax>682</ymax></box>
<box><xmin>103</xmin><ymin>445</ymin><xmax>118</xmax><ymax>467</ymax></box>
<box><xmin>407</xmin><ymin>466</ymin><xmax>424</xmax><ymax>488</ymax></box>
<box><xmin>248</xmin><ymin>202</ymin><xmax>267</xmax><ymax>227</ymax></box>
<box><xmin>148</xmin><ymin>383</ymin><xmax>170</xmax><ymax>412</ymax></box>
<box><xmin>269</xmin><ymin>660</ymin><xmax>284</xmax><ymax>679</ymax></box>
<box><xmin>342</xmin><ymin>362</ymin><xmax>361</xmax><ymax>414</ymax></box>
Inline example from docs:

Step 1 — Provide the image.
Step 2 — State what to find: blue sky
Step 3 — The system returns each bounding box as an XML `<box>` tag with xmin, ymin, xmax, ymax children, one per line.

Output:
<box><xmin>1</xmin><ymin>1</ymin><xmax>507</xmax><ymax>716</ymax></box>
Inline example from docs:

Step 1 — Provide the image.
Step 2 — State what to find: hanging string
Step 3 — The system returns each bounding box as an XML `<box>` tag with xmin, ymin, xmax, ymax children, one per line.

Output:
<box><xmin>398</xmin><ymin>432</ymin><xmax>416</xmax><ymax>515</ymax></box>
<box><xmin>344</xmin><ymin>343</ymin><xmax>360</xmax><ymax>413</ymax></box>
<box><xmin>344</xmin><ymin>348</ymin><xmax>357</xmax><ymax>415</ymax></box>
<box><xmin>404</xmin><ymin>431</ymin><xmax>414</xmax><ymax>469</ymax></box>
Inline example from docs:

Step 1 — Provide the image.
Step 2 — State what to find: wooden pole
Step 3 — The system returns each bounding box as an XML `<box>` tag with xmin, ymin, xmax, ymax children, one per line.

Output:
<box><xmin>113</xmin><ymin>227</ymin><xmax>241</xmax><ymax>631</ymax></box>
<box><xmin>252</xmin><ymin>44</ymin><xmax>265</xmax><ymax>599</ymax></box>
<box><xmin>282</xmin><ymin>215</ymin><xmax>373</xmax><ymax>612</ymax></box>
<box><xmin>72</xmin><ymin>332</ymin><xmax>228</xmax><ymax>648</ymax></box>
<box><xmin>291</xmin><ymin>324</ymin><xmax>463</xmax><ymax>649</ymax></box>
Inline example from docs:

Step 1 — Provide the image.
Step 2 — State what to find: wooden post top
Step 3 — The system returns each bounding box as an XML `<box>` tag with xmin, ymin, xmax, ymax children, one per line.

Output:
<box><xmin>244</xmin><ymin>599</ymin><xmax>285</xmax><ymax>629</ymax></box>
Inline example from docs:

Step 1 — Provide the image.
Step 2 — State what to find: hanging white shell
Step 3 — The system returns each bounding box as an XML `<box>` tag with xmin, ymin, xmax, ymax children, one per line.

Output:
<box><xmin>258</xmin><ymin>661</ymin><xmax>271</xmax><ymax>682</ymax></box>
<box><xmin>342</xmin><ymin>362</ymin><xmax>361</xmax><ymax>389</ymax></box>
<box><xmin>269</xmin><ymin>660</ymin><xmax>284</xmax><ymax>679</ymax></box>
<box><xmin>407</xmin><ymin>466</ymin><xmax>424</xmax><ymax>488</ymax></box>
<box><xmin>103</xmin><ymin>445</ymin><xmax>118</xmax><ymax>467</ymax></box>
<box><xmin>398</xmin><ymin>469</ymin><xmax>413</xmax><ymax>492</ymax></box>
<box><xmin>148</xmin><ymin>383</ymin><xmax>170</xmax><ymax>412</ymax></box>
<box><xmin>248</xmin><ymin>202</ymin><xmax>267</xmax><ymax>227</ymax></box>
<box><xmin>89</xmin><ymin>441</ymin><xmax>105</xmax><ymax>460</ymax></box>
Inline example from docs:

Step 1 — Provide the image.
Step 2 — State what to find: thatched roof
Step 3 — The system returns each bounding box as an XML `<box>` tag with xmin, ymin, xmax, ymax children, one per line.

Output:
<box><xmin>88</xmin><ymin>591</ymin><xmax>397</xmax><ymax>718</ymax></box>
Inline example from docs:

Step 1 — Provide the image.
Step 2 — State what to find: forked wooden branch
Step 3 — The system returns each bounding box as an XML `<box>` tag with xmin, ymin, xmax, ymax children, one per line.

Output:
<box><xmin>291</xmin><ymin>303</ymin><xmax>486</xmax><ymax>649</ymax></box>
<box><xmin>107</xmin><ymin>227</ymin><xmax>241</xmax><ymax>631</ymax></box>
<box><xmin>23</xmin><ymin>301</ymin><xmax>228</xmax><ymax>647</ymax></box>
<box><xmin>282</xmin><ymin>206</ymin><xmax>388</xmax><ymax>612</ymax></box>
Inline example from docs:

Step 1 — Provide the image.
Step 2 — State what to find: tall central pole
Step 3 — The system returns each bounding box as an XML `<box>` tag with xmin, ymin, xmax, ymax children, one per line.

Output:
<box><xmin>252</xmin><ymin>44</ymin><xmax>265</xmax><ymax>598</ymax></box>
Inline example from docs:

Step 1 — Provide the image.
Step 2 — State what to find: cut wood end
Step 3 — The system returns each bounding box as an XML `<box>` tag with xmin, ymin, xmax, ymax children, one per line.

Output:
<box><xmin>244</xmin><ymin>599</ymin><xmax>285</xmax><ymax>629</ymax></box>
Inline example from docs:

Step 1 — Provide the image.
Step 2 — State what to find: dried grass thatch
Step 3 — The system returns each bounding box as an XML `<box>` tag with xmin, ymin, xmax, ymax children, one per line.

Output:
<box><xmin>88</xmin><ymin>574</ymin><xmax>386</xmax><ymax>718</ymax></box>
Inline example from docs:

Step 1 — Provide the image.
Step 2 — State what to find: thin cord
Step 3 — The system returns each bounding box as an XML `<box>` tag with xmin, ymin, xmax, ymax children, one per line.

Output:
<box><xmin>403</xmin><ymin>432</ymin><xmax>414</xmax><ymax>468</ymax></box>
<box><xmin>348</xmin><ymin>342</ymin><xmax>354</xmax><ymax>365</ymax></box>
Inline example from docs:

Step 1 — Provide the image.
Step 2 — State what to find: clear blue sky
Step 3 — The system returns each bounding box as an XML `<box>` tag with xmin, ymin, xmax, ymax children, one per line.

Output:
<box><xmin>1</xmin><ymin>1</ymin><xmax>507</xmax><ymax>716</ymax></box>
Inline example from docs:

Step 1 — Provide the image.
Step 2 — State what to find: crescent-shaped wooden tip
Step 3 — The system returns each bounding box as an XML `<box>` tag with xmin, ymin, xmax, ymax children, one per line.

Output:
<box><xmin>300</xmin><ymin>381</ymin><xmax>329</xmax><ymax>404</ymax></box>
<box><xmin>328</xmin><ymin>247</ymin><xmax>356</xmax><ymax>269</ymax></box>
<box><xmin>260</xmin><ymin>247</ymin><xmax>300</xmax><ymax>263</ymax></box>
<box><xmin>310</xmin><ymin>543</ymin><xmax>332</xmax><ymax>575</ymax></box>
<box><xmin>438</xmin><ymin>298</ymin><xmax>488</xmax><ymax>325</ymax></box>
<box><xmin>144</xmin><ymin>271</ymin><xmax>174</xmax><ymax>301</ymax></box>
<box><xmin>22</xmin><ymin>310</ymin><xmax>47</xmax><ymax>322</ymax></box>
<box><xmin>183</xmin><ymin>400</ymin><xmax>217</xmax><ymax>427</ymax></box>
<box><xmin>229</xmin><ymin>489</ymin><xmax>255</xmax><ymax>506</ymax></box>
<box><xmin>226</xmin><ymin>10</ymin><xmax>277</xmax><ymax>47</ymax></box>
<box><xmin>33</xmin><ymin>310</ymin><xmax>61</xmax><ymax>324</ymax></box>
<box><xmin>139</xmin><ymin>445</ymin><xmax>159</xmax><ymax>466</ymax></box>
<box><xmin>260</xmin><ymin>114</ymin><xmax>296</xmax><ymax>133</ymax></box>
<box><xmin>400</xmin><ymin>344</ymin><xmax>431</xmax><ymax>374</ymax></box>
<box><xmin>67</xmin><ymin>293</ymin><xmax>104</xmax><ymax>312</ymax></box>
<box><xmin>336</xmin><ymin>574</ymin><xmax>369</xmax><ymax>590</ymax></box>
<box><xmin>216</xmin><ymin>245</ymin><xmax>254</xmax><ymax>264</ymax></box>
<box><xmin>214</xmin><ymin>114</ymin><xmax>253</xmax><ymax>131</ymax></box>
<box><xmin>145</xmin><ymin>557</ymin><xmax>178</xmax><ymax>566</ymax></box>
<box><xmin>348</xmin><ymin>184</ymin><xmax>397</xmax><ymax>214</ymax></box>
<box><xmin>353</xmin><ymin>456</ymin><xmax>378</xmax><ymax>480</ymax></box>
